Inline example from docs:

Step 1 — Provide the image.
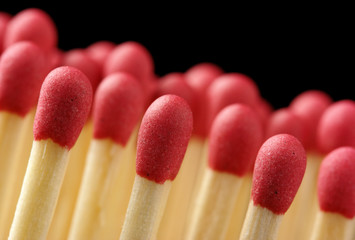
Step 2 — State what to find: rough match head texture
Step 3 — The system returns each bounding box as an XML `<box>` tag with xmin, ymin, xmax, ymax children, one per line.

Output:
<box><xmin>289</xmin><ymin>90</ymin><xmax>332</xmax><ymax>151</ymax></box>
<box><xmin>316</xmin><ymin>100</ymin><xmax>355</xmax><ymax>154</ymax></box>
<box><xmin>93</xmin><ymin>72</ymin><xmax>144</xmax><ymax>146</ymax></box>
<box><xmin>4</xmin><ymin>8</ymin><xmax>57</xmax><ymax>52</ymax></box>
<box><xmin>0</xmin><ymin>41</ymin><xmax>46</xmax><ymax>116</ymax></box>
<box><xmin>208</xmin><ymin>104</ymin><xmax>263</xmax><ymax>177</ymax></box>
<box><xmin>207</xmin><ymin>73</ymin><xmax>260</xmax><ymax>132</ymax></box>
<box><xmin>136</xmin><ymin>94</ymin><xmax>193</xmax><ymax>184</ymax></box>
<box><xmin>184</xmin><ymin>62</ymin><xmax>223</xmax><ymax>138</ymax></box>
<box><xmin>252</xmin><ymin>134</ymin><xmax>307</xmax><ymax>215</ymax></box>
<box><xmin>317</xmin><ymin>147</ymin><xmax>355</xmax><ymax>219</ymax></box>
<box><xmin>265</xmin><ymin>108</ymin><xmax>306</xmax><ymax>147</ymax></box>
<box><xmin>33</xmin><ymin>66</ymin><xmax>93</xmax><ymax>149</ymax></box>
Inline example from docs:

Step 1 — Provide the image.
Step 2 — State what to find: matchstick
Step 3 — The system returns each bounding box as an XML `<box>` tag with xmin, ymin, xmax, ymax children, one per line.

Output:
<box><xmin>279</xmin><ymin>90</ymin><xmax>332</xmax><ymax>240</ymax></box>
<box><xmin>186</xmin><ymin>104</ymin><xmax>263</xmax><ymax>240</ymax></box>
<box><xmin>68</xmin><ymin>72</ymin><xmax>144</xmax><ymax>240</ymax></box>
<box><xmin>240</xmin><ymin>134</ymin><xmax>306</xmax><ymax>240</ymax></box>
<box><xmin>8</xmin><ymin>66</ymin><xmax>92</xmax><ymax>240</ymax></box>
<box><xmin>310</xmin><ymin>147</ymin><xmax>355</xmax><ymax>240</ymax></box>
<box><xmin>0</xmin><ymin>41</ymin><xmax>47</xmax><ymax>238</ymax></box>
<box><xmin>119</xmin><ymin>94</ymin><xmax>193</xmax><ymax>240</ymax></box>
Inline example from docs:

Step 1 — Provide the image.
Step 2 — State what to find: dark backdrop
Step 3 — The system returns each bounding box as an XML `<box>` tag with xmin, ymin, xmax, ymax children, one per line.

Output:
<box><xmin>1</xmin><ymin>4</ymin><xmax>353</xmax><ymax>109</ymax></box>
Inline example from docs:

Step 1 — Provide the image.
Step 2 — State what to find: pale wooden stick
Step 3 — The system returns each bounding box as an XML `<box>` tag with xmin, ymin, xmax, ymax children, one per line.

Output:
<box><xmin>0</xmin><ymin>109</ymin><xmax>35</xmax><ymax>239</ymax></box>
<box><xmin>67</xmin><ymin>138</ymin><xmax>124</xmax><ymax>240</ymax></box>
<box><xmin>186</xmin><ymin>168</ymin><xmax>242</xmax><ymax>240</ymax></box>
<box><xmin>8</xmin><ymin>139</ymin><xmax>69</xmax><ymax>240</ymax></box>
<box><xmin>239</xmin><ymin>202</ymin><xmax>283</xmax><ymax>240</ymax></box>
<box><xmin>47</xmin><ymin>121</ymin><xmax>93</xmax><ymax>240</ymax></box>
<box><xmin>157</xmin><ymin>136</ymin><xmax>205</xmax><ymax>240</ymax></box>
<box><xmin>119</xmin><ymin>175</ymin><xmax>171</xmax><ymax>240</ymax></box>
<box><xmin>310</xmin><ymin>211</ymin><xmax>354</xmax><ymax>240</ymax></box>
<box><xmin>225</xmin><ymin>173</ymin><xmax>252</xmax><ymax>240</ymax></box>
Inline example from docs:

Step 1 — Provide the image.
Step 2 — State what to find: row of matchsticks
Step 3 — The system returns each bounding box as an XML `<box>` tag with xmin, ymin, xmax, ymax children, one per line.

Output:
<box><xmin>0</xmin><ymin>8</ymin><xmax>354</xmax><ymax>240</ymax></box>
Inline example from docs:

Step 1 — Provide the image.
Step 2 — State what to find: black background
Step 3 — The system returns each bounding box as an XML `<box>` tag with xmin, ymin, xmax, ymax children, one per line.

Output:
<box><xmin>1</xmin><ymin>4</ymin><xmax>353</xmax><ymax>110</ymax></box>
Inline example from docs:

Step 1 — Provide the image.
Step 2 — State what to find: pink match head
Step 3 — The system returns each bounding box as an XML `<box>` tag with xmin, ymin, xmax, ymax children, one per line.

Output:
<box><xmin>316</xmin><ymin>100</ymin><xmax>355</xmax><ymax>154</ymax></box>
<box><xmin>103</xmin><ymin>41</ymin><xmax>155</xmax><ymax>103</ymax></box>
<box><xmin>207</xmin><ymin>73</ymin><xmax>260</xmax><ymax>132</ymax></box>
<box><xmin>136</xmin><ymin>95</ymin><xmax>193</xmax><ymax>184</ymax></box>
<box><xmin>208</xmin><ymin>104</ymin><xmax>263</xmax><ymax>177</ymax></box>
<box><xmin>62</xmin><ymin>49</ymin><xmax>102</xmax><ymax>93</ymax></box>
<box><xmin>85</xmin><ymin>40</ymin><xmax>116</xmax><ymax>69</ymax></box>
<box><xmin>184</xmin><ymin>62</ymin><xmax>223</xmax><ymax>138</ymax></box>
<box><xmin>317</xmin><ymin>147</ymin><xmax>355</xmax><ymax>219</ymax></box>
<box><xmin>252</xmin><ymin>134</ymin><xmax>307</xmax><ymax>214</ymax></box>
<box><xmin>156</xmin><ymin>72</ymin><xmax>196</xmax><ymax>114</ymax></box>
<box><xmin>0</xmin><ymin>41</ymin><xmax>46</xmax><ymax>116</ymax></box>
<box><xmin>93</xmin><ymin>72</ymin><xmax>144</xmax><ymax>146</ymax></box>
<box><xmin>0</xmin><ymin>12</ymin><xmax>11</xmax><ymax>54</ymax></box>
<box><xmin>265</xmin><ymin>108</ymin><xmax>306</xmax><ymax>146</ymax></box>
<box><xmin>289</xmin><ymin>90</ymin><xmax>332</xmax><ymax>151</ymax></box>
<box><xmin>4</xmin><ymin>8</ymin><xmax>57</xmax><ymax>52</ymax></box>
<box><xmin>33</xmin><ymin>66</ymin><xmax>93</xmax><ymax>149</ymax></box>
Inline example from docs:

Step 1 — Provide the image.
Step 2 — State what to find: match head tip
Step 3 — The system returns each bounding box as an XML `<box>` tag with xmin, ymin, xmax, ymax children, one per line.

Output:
<box><xmin>33</xmin><ymin>66</ymin><xmax>93</xmax><ymax>149</ymax></box>
<box><xmin>93</xmin><ymin>72</ymin><xmax>144</xmax><ymax>146</ymax></box>
<box><xmin>252</xmin><ymin>134</ymin><xmax>306</xmax><ymax>215</ymax></box>
<box><xmin>0</xmin><ymin>41</ymin><xmax>46</xmax><ymax>116</ymax></box>
<box><xmin>289</xmin><ymin>90</ymin><xmax>332</xmax><ymax>151</ymax></box>
<box><xmin>318</xmin><ymin>147</ymin><xmax>355</xmax><ymax>219</ymax></box>
<box><xmin>317</xmin><ymin>100</ymin><xmax>355</xmax><ymax>154</ymax></box>
<box><xmin>4</xmin><ymin>8</ymin><xmax>57</xmax><ymax>52</ymax></box>
<box><xmin>136</xmin><ymin>94</ymin><xmax>193</xmax><ymax>184</ymax></box>
<box><xmin>208</xmin><ymin>104</ymin><xmax>263</xmax><ymax>177</ymax></box>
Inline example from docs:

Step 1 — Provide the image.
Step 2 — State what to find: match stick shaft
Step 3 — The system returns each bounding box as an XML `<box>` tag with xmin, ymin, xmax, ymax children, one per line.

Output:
<box><xmin>186</xmin><ymin>168</ymin><xmax>242</xmax><ymax>240</ymax></box>
<box><xmin>239</xmin><ymin>202</ymin><xmax>282</xmax><ymax>240</ymax></box>
<box><xmin>310</xmin><ymin>212</ymin><xmax>354</xmax><ymax>240</ymax></box>
<box><xmin>68</xmin><ymin>139</ymin><xmax>123</xmax><ymax>240</ymax></box>
<box><xmin>8</xmin><ymin>139</ymin><xmax>69</xmax><ymax>240</ymax></box>
<box><xmin>120</xmin><ymin>175</ymin><xmax>171</xmax><ymax>240</ymax></box>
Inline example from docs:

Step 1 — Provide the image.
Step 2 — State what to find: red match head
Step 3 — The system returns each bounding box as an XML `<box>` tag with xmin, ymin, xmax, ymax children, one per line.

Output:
<box><xmin>265</xmin><ymin>108</ymin><xmax>306</xmax><ymax>146</ymax></box>
<box><xmin>317</xmin><ymin>147</ymin><xmax>355</xmax><ymax>219</ymax></box>
<box><xmin>184</xmin><ymin>62</ymin><xmax>223</xmax><ymax>138</ymax></box>
<box><xmin>62</xmin><ymin>49</ymin><xmax>102</xmax><ymax>93</ymax></box>
<box><xmin>93</xmin><ymin>72</ymin><xmax>144</xmax><ymax>146</ymax></box>
<box><xmin>33</xmin><ymin>66</ymin><xmax>93</xmax><ymax>149</ymax></box>
<box><xmin>156</xmin><ymin>72</ymin><xmax>196</xmax><ymax>114</ymax></box>
<box><xmin>289</xmin><ymin>90</ymin><xmax>332</xmax><ymax>151</ymax></box>
<box><xmin>207</xmin><ymin>73</ymin><xmax>260</xmax><ymax>132</ymax></box>
<box><xmin>136</xmin><ymin>95</ymin><xmax>193</xmax><ymax>184</ymax></box>
<box><xmin>85</xmin><ymin>40</ymin><xmax>116</xmax><ymax>69</ymax></box>
<box><xmin>4</xmin><ymin>8</ymin><xmax>57</xmax><ymax>52</ymax></box>
<box><xmin>0</xmin><ymin>12</ymin><xmax>11</xmax><ymax>54</ymax></box>
<box><xmin>0</xmin><ymin>41</ymin><xmax>47</xmax><ymax>116</ymax></box>
<box><xmin>316</xmin><ymin>100</ymin><xmax>355</xmax><ymax>154</ymax></box>
<box><xmin>252</xmin><ymin>134</ymin><xmax>307</xmax><ymax>215</ymax></box>
<box><xmin>208</xmin><ymin>104</ymin><xmax>263</xmax><ymax>177</ymax></box>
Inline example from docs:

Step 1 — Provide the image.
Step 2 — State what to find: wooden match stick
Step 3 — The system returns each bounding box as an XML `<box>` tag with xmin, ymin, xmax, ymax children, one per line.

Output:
<box><xmin>186</xmin><ymin>104</ymin><xmax>263</xmax><ymax>240</ymax></box>
<box><xmin>67</xmin><ymin>72</ymin><xmax>144</xmax><ymax>240</ymax></box>
<box><xmin>0</xmin><ymin>41</ymin><xmax>47</xmax><ymax>238</ymax></box>
<box><xmin>8</xmin><ymin>66</ymin><xmax>92</xmax><ymax>240</ymax></box>
<box><xmin>119</xmin><ymin>94</ymin><xmax>193</xmax><ymax>240</ymax></box>
<box><xmin>310</xmin><ymin>147</ymin><xmax>355</xmax><ymax>240</ymax></box>
<box><xmin>239</xmin><ymin>134</ymin><xmax>306</xmax><ymax>240</ymax></box>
